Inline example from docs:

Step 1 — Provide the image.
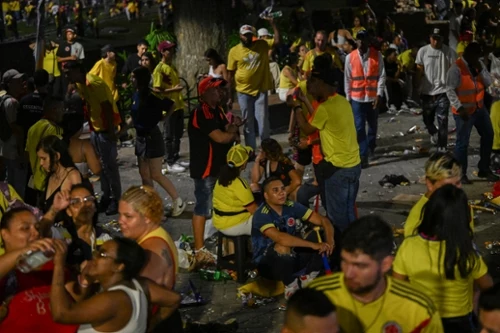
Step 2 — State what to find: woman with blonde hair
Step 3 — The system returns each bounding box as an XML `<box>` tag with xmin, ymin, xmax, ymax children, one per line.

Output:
<box><xmin>404</xmin><ymin>152</ymin><xmax>464</xmax><ymax>237</ymax></box>
<box><xmin>118</xmin><ymin>185</ymin><xmax>183</xmax><ymax>332</ymax></box>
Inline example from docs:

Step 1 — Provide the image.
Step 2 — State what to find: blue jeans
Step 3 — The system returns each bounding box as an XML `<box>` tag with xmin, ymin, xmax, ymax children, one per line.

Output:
<box><xmin>90</xmin><ymin>132</ymin><xmax>122</xmax><ymax>200</ymax></box>
<box><xmin>454</xmin><ymin>108</ymin><xmax>493</xmax><ymax>176</ymax></box>
<box><xmin>323</xmin><ymin>163</ymin><xmax>361</xmax><ymax>232</ymax></box>
<box><xmin>422</xmin><ymin>93</ymin><xmax>450</xmax><ymax>149</ymax></box>
<box><xmin>351</xmin><ymin>100</ymin><xmax>378</xmax><ymax>158</ymax></box>
<box><xmin>193</xmin><ymin>176</ymin><xmax>217</xmax><ymax>217</ymax></box>
<box><xmin>237</xmin><ymin>92</ymin><xmax>270</xmax><ymax>149</ymax></box>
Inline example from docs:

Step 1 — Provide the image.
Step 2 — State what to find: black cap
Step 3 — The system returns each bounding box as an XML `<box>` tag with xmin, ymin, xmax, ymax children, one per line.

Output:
<box><xmin>311</xmin><ymin>68</ymin><xmax>339</xmax><ymax>87</ymax></box>
<box><xmin>101</xmin><ymin>44</ymin><xmax>115</xmax><ymax>57</ymax></box>
<box><xmin>431</xmin><ymin>28</ymin><xmax>442</xmax><ymax>39</ymax></box>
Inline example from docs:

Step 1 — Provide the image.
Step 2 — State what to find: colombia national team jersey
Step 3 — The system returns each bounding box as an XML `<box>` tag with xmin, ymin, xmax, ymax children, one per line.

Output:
<box><xmin>308</xmin><ymin>273</ymin><xmax>444</xmax><ymax>333</ymax></box>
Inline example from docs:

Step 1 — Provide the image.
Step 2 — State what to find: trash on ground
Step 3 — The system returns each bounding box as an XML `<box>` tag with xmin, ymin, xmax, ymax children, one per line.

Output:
<box><xmin>199</xmin><ymin>269</ymin><xmax>233</xmax><ymax>281</ymax></box>
<box><xmin>379</xmin><ymin>174</ymin><xmax>411</xmax><ymax>188</ymax></box>
<box><xmin>180</xmin><ymin>279</ymin><xmax>206</xmax><ymax>307</ymax></box>
<box><xmin>407</xmin><ymin>125</ymin><xmax>420</xmax><ymax>134</ymax></box>
<box><xmin>237</xmin><ymin>291</ymin><xmax>276</xmax><ymax>308</ymax></box>
<box><xmin>485</xmin><ymin>241</ymin><xmax>500</xmax><ymax>255</ymax></box>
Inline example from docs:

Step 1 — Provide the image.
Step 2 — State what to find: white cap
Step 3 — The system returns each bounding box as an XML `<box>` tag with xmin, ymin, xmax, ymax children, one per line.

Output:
<box><xmin>239</xmin><ymin>25</ymin><xmax>255</xmax><ymax>35</ymax></box>
<box><xmin>257</xmin><ymin>28</ymin><xmax>272</xmax><ymax>38</ymax></box>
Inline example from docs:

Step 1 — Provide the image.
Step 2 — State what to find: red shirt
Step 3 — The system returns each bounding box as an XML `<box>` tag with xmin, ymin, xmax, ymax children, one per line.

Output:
<box><xmin>0</xmin><ymin>262</ymin><xmax>78</xmax><ymax>333</ymax></box>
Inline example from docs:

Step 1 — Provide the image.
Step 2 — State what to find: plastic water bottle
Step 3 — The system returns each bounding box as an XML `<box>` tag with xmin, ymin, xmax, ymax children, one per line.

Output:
<box><xmin>17</xmin><ymin>250</ymin><xmax>54</xmax><ymax>273</ymax></box>
<box><xmin>259</xmin><ymin>6</ymin><xmax>282</xmax><ymax>19</ymax></box>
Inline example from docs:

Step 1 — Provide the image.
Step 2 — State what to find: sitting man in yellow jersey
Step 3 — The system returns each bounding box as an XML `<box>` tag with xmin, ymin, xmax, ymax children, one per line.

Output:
<box><xmin>301</xmin><ymin>30</ymin><xmax>343</xmax><ymax>78</ymax></box>
<box><xmin>282</xmin><ymin>288</ymin><xmax>339</xmax><ymax>333</ymax></box>
<box><xmin>479</xmin><ymin>284</ymin><xmax>500</xmax><ymax>333</ymax></box>
<box><xmin>404</xmin><ymin>152</ymin><xmax>464</xmax><ymax>237</ymax></box>
<box><xmin>308</xmin><ymin>216</ymin><xmax>444</xmax><ymax>333</ymax></box>
<box><xmin>25</xmin><ymin>97</ymin><xmax>64</xmax><ymax>206</ymax></box>
<box><xmin>293</xmin><ymin>54</ymin><xmax>361</xmax><ymax>232</ymax></box>
<box><xmin>227</xmin><ymin>20</ymin><xmax>279</xmax><ymax>149</ymax></box>
<box><xmin>64</xmin><ymin>61</ymin><xmax>122</xmax><ymax>216</ymax></box>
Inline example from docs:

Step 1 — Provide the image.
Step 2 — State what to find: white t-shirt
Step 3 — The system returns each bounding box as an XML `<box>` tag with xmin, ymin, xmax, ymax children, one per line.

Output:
<box><xmin>416</xmin><ymin>44</ymin><xmax>457</xmax><ymax>95</ymax></box>
<box><xmin>0</xmin><ymin>97</ymin><xmax>19</xmax><ymax>160</ymax></box>
<box><xmin>448</xmin><ymin>13</ymin><xmax>462</xmax><ymax>51</ymax></box>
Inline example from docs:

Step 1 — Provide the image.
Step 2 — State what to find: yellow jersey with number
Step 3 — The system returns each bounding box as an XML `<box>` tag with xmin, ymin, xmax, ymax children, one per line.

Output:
<box><xmin>309</xmin><ymin>273</ymin><xmax>444</xmax><ymax>333</ymax></box>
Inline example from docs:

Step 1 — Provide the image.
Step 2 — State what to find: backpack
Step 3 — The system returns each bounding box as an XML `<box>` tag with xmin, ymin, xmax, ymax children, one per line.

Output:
<box><xmin>0</xmin><ymin>95</ymin><xmax>13</xmax><ymax>142</ymax></box>
<box><xmin>0</xmin><ymin>182</ymin><xmax>43</xmax><ymax>221</ymax></box>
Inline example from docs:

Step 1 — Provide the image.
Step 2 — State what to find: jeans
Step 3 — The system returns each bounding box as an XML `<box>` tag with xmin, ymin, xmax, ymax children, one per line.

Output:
<box><xmin>90</xmin><ymin>132</ymin><xmax>122</xmax><ymax>200</ymax></box>
<box><xmin>163</xmin><ymin>109</ymin><xmax>184</xmax><ymax>165</ymax></box>
<box><xmin>5</xmin><ymin>157</ymin><xmax>27</xmax><ymax>199</ymax></box>
<box><xmin>454</xmin><ymin>107</ymin><xmax>494</xmax><ymax>176</ymax></box>
<box><xmin>323</xmin><ymin>163</ymin><xmax>362</xmax><ymax>232</ymax></box>
<box><xmin>296</xmin><ymin>182</ymin><xmax>321</xmax><ymax>209</ymax></box>
<box><xmin>441</xmin><ymin>312</ymin><xmax>476</xmax><ymax>333</ymax></box>
<box><xmin>422</xmin><ymin>93</ymin><xmax>450</xmax><ymax>148</ymax></box>
<box><xmin>193</xmin><ymin>176</ymin><xmax>217</xmax><ymax>217</ymax></box>
<box><xmin>351</xmin><ymin>100</ymin><xmax>378</xmax><ymax>158</ymax></box>
<box><xmin>237</xmin><ymin>92</ymin><xmax>270</xmax><ymax>149</ymax></box>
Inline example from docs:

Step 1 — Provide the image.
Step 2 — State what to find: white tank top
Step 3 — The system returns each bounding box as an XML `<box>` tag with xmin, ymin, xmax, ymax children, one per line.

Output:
<box><xmin>77</xmin><ymin>279</ymin><xmax>148</xmax><ymax>333</ymax></box>
<box><xmin>208</xmin><ymin>65</ymin><xmax>222</xmax><ymax>78</ymax></box>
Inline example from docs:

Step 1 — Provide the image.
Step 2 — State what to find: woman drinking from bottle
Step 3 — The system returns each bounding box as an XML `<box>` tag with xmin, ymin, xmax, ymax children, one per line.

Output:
<box><xmin>0</xmin><ymin>207</ymin><xmax>77</xmax><ymax>332</ymax></box>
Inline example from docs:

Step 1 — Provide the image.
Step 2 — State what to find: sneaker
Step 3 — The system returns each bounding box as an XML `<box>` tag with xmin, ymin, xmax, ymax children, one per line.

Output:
<box><xmin>477</xmin><ymin>170</ymin><xmax>500</xmax><ymax>182</ymax></box>
<box><xmin>461</xmin><ymin>175</ymin><xmax>472</xmax><ymax>185</ymax></box>
<box><xmin>105</xmin><ymin>199</ymin><xmax>119</xmax><ymax>216</ymax></box>
<box><xmin>171</xmin><ymin>197</ymin><xmax>186</xmax><ymax>217</ymax></box>
<box><xmin>178</xmin><ymin>160</ymin><xmax>190</xmax><ymax>167</ymax></box>
<box><xmin>167</xmin><ymin>163</ymin><xmax>186</xmax><ymax>173</ymax></box>
<box><xmin>284</xmin><ymin>278</ymin><xmax>300</xmax><ymax>300</ymax></box>
<box><xmin>299</xmin><ymin>271</ymin><xmax>320</xmax><ymax>288</ymax></box>
<box><xmin>430</xmin><ymin>133</ymin><xmax>438</xmax><ymax>145</ymax></box>
<box><xmin>401</xmin><ymin>102</ymin><xmax>410</xmax><ymax>110</ymax></box>
<box><xmin>194</xmin><ymin>247</ymin><xmax>217</xmax><ymax>269</ymax></box>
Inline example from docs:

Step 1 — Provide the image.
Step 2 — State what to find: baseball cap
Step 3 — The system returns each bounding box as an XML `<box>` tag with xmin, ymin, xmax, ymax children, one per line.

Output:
<box><xmin>65</xmin><ymin>26</ymin><xmax>76</xmax><ymax>33</ymax></box>
<box><xmin>2</xmin><ymin>69</ymin><xmax>25</xmax><ymax>84</ymax></box>
<box><xmin>101</xmin><ymin>44</ymin><xmax>115</xmax><ymax>57</ymax></box>
<box><xmin>198</xmin><ymin>76</ymin><xmax>227</xmax><ymax>96</ymax></box>
<box><xmin>431</xmin><ymin>28</ymin><xmax>442</xmax><ymax>39</ymax></box>
<box><xmin>157</xmin><ymin>40</ymin><xmax>176</xmax><ymax>52</ymax></box>
<box><xmin>240</xmin><ymin>25</ymin><xmax>255</xmax><ymax>35</ymax></box>
<box><xmin>227</xmin><ymin>144</ymin><xmax>253</xmax><ymax>168</ymax></box>
<box><xmin>257</xmin><ymin>28</ymin><xmax>272</xmax><ymax>38</ymax></box>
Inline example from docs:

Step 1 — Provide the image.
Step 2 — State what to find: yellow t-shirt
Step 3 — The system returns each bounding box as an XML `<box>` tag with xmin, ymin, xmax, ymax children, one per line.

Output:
<box><xmin>43</xmin><ymin>48</ymin><xmax>61</xmax><ymax>77</ymax></box>
<box><xmin>278</xmin><ymin>65</ymin><xmax>297</xmax><ymax>90</ymax></box>
<box><xmin>309</xmin><ymin>273</ymin><xmax>444</xmax><ymax>333</ymax></box>
<box><xmin>152</xmin><ymin>62</ymin><xmax>184</xmax><ymax>111</ymax></box>
<box><xmin>138</xmin><ymin>226</ymin><xmax>179</xmax><ymax>274</ymax></box>
<box><xmin>127</xmin><ymin>2</ymin><xmax>136</xmax><ymax>13</ymax></box>
<box><xmin>2</xmin><ymin>2</ymin><xmax>8</xmax><ymax>13</ymax></box>
<box><xmin>291</xmin><ymin>37</ymin><xmax>313</xmax><ymax>51</ymax></box>
<box><xmin>89</xmin><ymin>59</ymin><xmax>119</xmax><ymax>101</ymax></box>
<box><xmin>302</xmin><ymin>47</ymin><xmax>343</xmax><ymax>73</ymax></box>
<box><xmin>310</xmin><ymin>94</ymin><xmax>360</xmax><ymax>168</ymax></box>
<box><xmin>352</xmin><ymin>26</ymin><xmax>366</xmax><ymax>39</ymax></box>
<box><xmin>9</xmin><ymin>1</ymin><xmax>19</xmax><ymax>11</ymax></box>
<box><xmin>398</xmin><ymin>49</ymin><xmax>415</xmax><ymax>71</ymax></box>
<box><xmin>76</xmin><ymin>73</ymin><xmax>121</xmax><ymax>132</ymax></box>
<box><xmin>213</xmin><ymin>177</ymin><xmax>254</xmax><ymax>230</ymax></box>
<box><xmin>393</xmin><ymin>235</ymin><xmax>488</xmax><ymax>318</ymax></box>
<box><xmin>25</xmin><ymin>119</ymin><xmax>63</xmax><ymax>191</ymax></box>
<box><xmin>456</xmin><ymin>41</ymin><xmax>469</xmax><ymax>55</ymax></box>
<box><xmin>404</xmin><ymin>195</ymin><xmax>474</xmax><ymax>237</ymax></box>
<box><xmin>227</xmin><ymin>40</ymin><xmax>272</xmax><ymax>96</ymax></box>
<box><xmin>5</xmin><ymin>14</ymin><xmax>12</xmax><ymax>26</ymax></box>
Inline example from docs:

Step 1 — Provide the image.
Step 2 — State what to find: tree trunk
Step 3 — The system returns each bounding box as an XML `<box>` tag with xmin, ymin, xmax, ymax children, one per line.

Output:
<box><xmin>172</xmin><ymin>0</ymin><xmax>239</xmax><ymax>92</ymax></box>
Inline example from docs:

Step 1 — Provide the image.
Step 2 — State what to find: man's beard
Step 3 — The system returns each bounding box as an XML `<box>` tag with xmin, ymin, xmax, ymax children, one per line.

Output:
<box><xmin>346</xmin><ymin>269</ymin><xmax>383</xmax><ymax>296</ymax></box>
<box><xmin>241</xmin><ymin>38</ymin><xmax>253</xmax><ymax>48</ymax></box>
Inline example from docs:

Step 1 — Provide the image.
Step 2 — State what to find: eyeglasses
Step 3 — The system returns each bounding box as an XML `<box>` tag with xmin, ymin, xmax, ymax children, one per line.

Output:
<box><xmin>70</xmin><ymin>196</ymin><xmax>96</xmax><ymax>207</ymax></box>
<box><xmin>92</xmin><ymin>250</ymin><xmax>116</xmax><ymax>260</ymax></box>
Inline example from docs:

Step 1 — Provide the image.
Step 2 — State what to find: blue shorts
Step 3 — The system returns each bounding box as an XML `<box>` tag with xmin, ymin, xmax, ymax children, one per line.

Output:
<box><xmin>193</xmin><ymin>176</ymin><xmax>217</xmax><ymax>217</ymax></box>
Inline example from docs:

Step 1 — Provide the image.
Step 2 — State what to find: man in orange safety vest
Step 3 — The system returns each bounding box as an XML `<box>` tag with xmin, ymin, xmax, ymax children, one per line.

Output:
<box><xmin>344</xmin><ymin>30</ymin><xmax>386</xmax><ymax>169</ymax></box>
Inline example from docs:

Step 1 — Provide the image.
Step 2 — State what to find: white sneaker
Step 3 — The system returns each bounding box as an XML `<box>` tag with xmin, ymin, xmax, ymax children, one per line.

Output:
<box><xmin>284</xmin><ymin>278</ymin><xmax>300</xmax><ymax>300</ymax></box>
<box><xmin>167</xmin><ymin>163</ymin><xmax>186</xmax><ymax>173</ymax></box>
<box><xmin>178</xmin><ymin>160</ymin><xmax>190</xmax><ymax>167</ymax></box>
<box><xmin>401</xmin><ymin>102</ymin><xmax>409</xmax><ymax>110</ymax></box>
<box><xmin>389</xmin><ymin>104</ymin><xmax>397</xmax><ymax>112</ymax></box>
<box><xmin>171</xmin><ymin>197</ymin><xmax>186</xmax><ymax>217</ymax></box>
<box><xmin>299</xmin><ymin>270</ymin><xmax>320</xmax><ymax>288</ymax></box>
<box><xmin>430</xmin><ymin>133</ymin><xmax>438</xmax><ymax>145</ymax></box>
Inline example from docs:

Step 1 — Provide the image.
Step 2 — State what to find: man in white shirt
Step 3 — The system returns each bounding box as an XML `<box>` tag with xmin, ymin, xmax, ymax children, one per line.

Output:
<box><xmin>416</xmin><ymin>28</ymin><xmax>457</xmax><ymax>151</ymax></box>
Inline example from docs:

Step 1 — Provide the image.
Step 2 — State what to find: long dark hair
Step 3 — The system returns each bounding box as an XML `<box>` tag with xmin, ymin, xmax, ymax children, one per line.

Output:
<box><xmin>417</xmin><ymin>184</ymin><xmax>477</xmax><ymax>280</ymax></box>
<box><xmin>261</xmin><ymin>138</ymin><xmax>293</xmax><ymax>165</ymax></box>
<box><xmin>37</xmin><ymin>135</ymin><xmax>76</xmax><ymax>175</ymax></box>
<box><xmin>204</xmin><ymin>48</ymin><xmax>225</xmax><ymax>66</ymax></box>
<box><xmin>218</xmin><ymin>164</ymin><xmax>243</xmax><ymax>187</ymax></box>
<box><xmin>132</xmin><ymin>66</ymin><xmax>151</xmax><ymax>109</ymax></box>
<box><xmin>141</xmin><ymin>51</ymin><xmax>157</xmax><ymax>73</ymax></box>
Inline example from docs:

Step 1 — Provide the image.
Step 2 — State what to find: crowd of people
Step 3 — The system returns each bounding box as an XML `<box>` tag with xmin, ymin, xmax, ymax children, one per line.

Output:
<box><xmin>0</xmin><ymin>0</ymin><xmax>500</xmax><ymax>331</ymax></box>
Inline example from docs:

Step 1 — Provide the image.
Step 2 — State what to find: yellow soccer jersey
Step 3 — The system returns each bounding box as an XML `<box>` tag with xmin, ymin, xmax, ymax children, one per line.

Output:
<box><xmin>308</xmin><ymin>273</ymin><xmax>444</xmax><ymax>333</ymax></box>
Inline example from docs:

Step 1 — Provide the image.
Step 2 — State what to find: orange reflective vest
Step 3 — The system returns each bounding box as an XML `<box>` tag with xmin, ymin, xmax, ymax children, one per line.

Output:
<box><xmin>452</xmin><ymin>58</ymin><xmax>484</xmax><ymax>115</ymax></box>
<box><xmin>349</xmin><ymin>48</ymin><xmax>380</xmax><ymax>100</ymax></box>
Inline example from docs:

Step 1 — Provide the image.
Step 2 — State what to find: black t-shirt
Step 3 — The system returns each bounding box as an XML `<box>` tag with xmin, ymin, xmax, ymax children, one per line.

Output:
<box><xmin>384</xmin><ymin>60</ymin><xmax>399</xmax><ymax>79</ymax></box>
<box><xmin>131</xmin><ymin>91</ymin><xmax>174</xmax><ymax>135</ymax></box>
<box><xmin>18</xmin><ymin>91</ymin><xmax>46</xmax><ymax>138</ymax></box>
<box><xmin>259</xmin><ymin>159</ymin><xmax>295</xmax><ymax>186</ymax></box>
<box><xmin>56</xmin><ymin>41</ymin><xmax>73</xmax><ymax>71</ymax></box>
<box><xmin>122</xmin><ymin>53</ymin><xmax>142</xmax><ymax>75</ymax></box>
<box><xmin>188</xmin><ymin>103</ymin><xmax>232</xmax><ymax>179</ymax></box>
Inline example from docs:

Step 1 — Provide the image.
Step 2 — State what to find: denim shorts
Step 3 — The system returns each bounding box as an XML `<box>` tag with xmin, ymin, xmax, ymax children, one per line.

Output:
<box><xmin>193</xmin><ymin>176</ymin><xmax>217</xmax><ymax>217</ymax></box>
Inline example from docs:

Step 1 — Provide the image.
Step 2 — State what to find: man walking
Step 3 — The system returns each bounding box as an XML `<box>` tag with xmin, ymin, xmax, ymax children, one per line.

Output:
<box><xmin>227</xmin><ymin>19</ymin><xmax>280</xmax><ymax>149</ymax></box>
<box><xmin>416</xmin><ymin>28</ymin><xmax>456</xmax><ymax>151</ymax></box>
<box><xmin>64</xmin><ymin>62</ymin><xmax>122</xmax><ymax>215</ymax></box>
<box><xmin>345</xmin><ymin>30</ymin><xmax>385</xmax><ymax>168</ymax></box>
<box><xmin>446</xmin><ymin>42</ymin><xmax>498</xmax><ymax>183</ymax></box>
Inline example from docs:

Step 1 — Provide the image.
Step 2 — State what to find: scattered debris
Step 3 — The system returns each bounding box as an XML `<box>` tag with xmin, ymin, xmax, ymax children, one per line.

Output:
<box><xmin>237</xmin><ymin>291</ymin><xmax>276</xmax><ymax>308</ymax></box>
<box><xmin>407</xmin><ymin>125</ymin><xmax>420</xmax><ymax>134</ymax></box>
<box><xmin>379</xmin><ymin>174</ymin><xmax>411</xmax><ymax>188</ymax></box>
<box><xmin>485</xmin><ymin>241</ymin><xmax>500</xmax><ymax>255</ymax></box>
<box><xmin>199</xmin><ymin>269</ymin><xmax>233</xmax><ymax>281</ymax></box>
